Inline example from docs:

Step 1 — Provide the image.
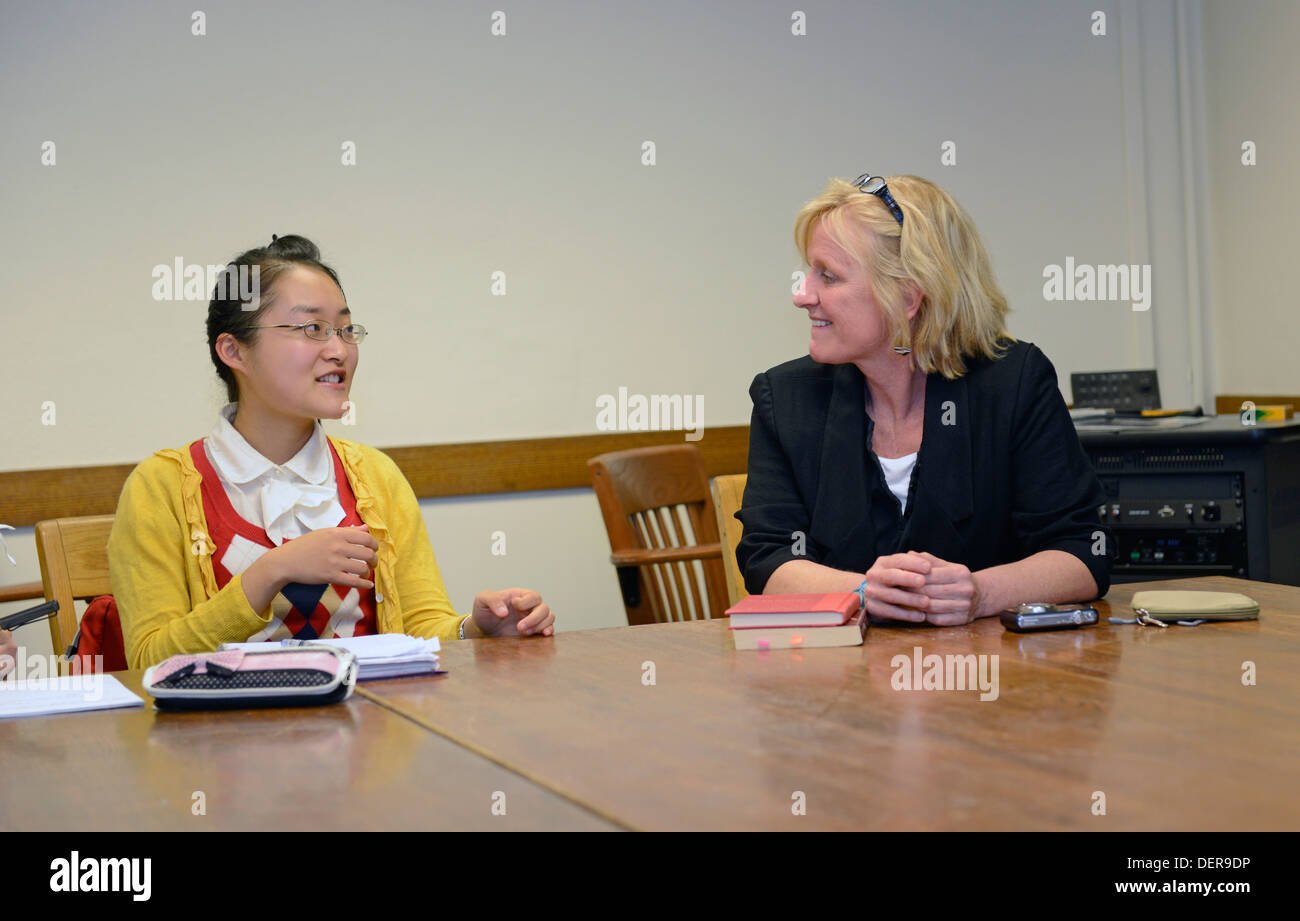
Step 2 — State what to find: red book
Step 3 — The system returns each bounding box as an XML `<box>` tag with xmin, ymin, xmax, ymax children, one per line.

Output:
<box><xmin>725</xmin><ymin>593</ymin><xmax>860</xmax><ymax>629</ymax></box>
<box><xmin>729</xmin><ymin>610</ymin><xmax>869</xmax><ymax>650</ymax></box>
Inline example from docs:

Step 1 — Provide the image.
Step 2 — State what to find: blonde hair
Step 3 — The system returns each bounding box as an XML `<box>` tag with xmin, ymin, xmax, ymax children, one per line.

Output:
<box><xmin>793</xmin><ymin>175</ymin><xmax>1013</xmax><ymax>379</ymax></box>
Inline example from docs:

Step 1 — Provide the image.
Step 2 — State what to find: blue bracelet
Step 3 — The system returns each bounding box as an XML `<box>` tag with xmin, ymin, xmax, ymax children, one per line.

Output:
<box><xmin>855</xmin><ymin>578</ymin><xmax>869</xmax><ymax>611</ymax></box>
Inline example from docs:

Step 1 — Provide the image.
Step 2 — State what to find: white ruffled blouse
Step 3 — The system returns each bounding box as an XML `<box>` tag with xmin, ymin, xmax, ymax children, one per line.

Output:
<box><xmin>202</xmin><ymin>404</ymin><xmax>345</xmax><ymax>546</ymax></box>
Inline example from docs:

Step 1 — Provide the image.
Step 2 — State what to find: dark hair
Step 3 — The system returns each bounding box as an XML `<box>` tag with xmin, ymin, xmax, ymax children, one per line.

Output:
<box><xmin>206</xmin><ymin>234</ymin><xmax>345</xmax><ymax>403</ymax></box>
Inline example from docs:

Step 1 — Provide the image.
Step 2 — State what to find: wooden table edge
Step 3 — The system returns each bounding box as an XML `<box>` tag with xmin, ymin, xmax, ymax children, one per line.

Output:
<box><xmin>354</xmin><ymin>685</ymin><xmax>640</xmax><ymax>832</ymax></box>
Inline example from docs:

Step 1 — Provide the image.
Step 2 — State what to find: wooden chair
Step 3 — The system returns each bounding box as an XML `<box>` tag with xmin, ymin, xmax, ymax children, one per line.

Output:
<box><xmin>34</xmin><ymin>515</ymin><xmax>114</xmax><ymax>664</ymax></box>
<box><xmin>710</xmin><ymin>473</ymin><xmax>749</xmax><ymax>608</ymax></box>
<box><xmin>588</xmin><ymin>446</ymin><xmax>729</xmax><ymax>624</ymax></box>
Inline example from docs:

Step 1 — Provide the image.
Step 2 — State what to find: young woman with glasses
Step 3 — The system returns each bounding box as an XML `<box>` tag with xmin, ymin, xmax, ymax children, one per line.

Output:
<box><xmin>110</xmin><ymin>235</ymin><xmax>554</xmax><ymax>669</ymax></box>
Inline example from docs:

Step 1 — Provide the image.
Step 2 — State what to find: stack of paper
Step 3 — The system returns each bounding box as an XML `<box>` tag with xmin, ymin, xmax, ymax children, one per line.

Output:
<box><xmin>0</xmin><ymin>675</ymin><xmax>146</xmax><ymax>719</ymax></box>
<box><xmin>219</xmin><ymin>634</ymin><xmax>442</xmax><ymax>680</ymax></box>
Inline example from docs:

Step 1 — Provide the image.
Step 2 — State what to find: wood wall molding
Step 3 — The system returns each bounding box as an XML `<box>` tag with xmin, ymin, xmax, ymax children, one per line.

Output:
<box><xmin>1213</xmin><ymin>394</ymin><xmax>1299</xmax><ymax>416</ymax></box>
<box><xmin>1</xmin><ymin>463</ymin><xmax>139</xmax><ymax>532</ymax></box>
<box><xmin>0</xmin><ymin>426</ymin><xmax>751</xmax><ymax>528</ymax></box>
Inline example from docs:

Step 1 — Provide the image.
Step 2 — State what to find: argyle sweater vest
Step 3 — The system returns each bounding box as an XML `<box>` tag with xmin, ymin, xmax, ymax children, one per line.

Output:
<box><xmin>189</xmin><ymin>439</ymin><xmax>378</xmax><ymax>642</ymax></box>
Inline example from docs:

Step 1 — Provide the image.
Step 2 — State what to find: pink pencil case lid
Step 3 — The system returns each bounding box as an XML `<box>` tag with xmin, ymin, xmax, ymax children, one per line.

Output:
<box><xmin>142</xmin><ymin>646</ymin><xmax>358</xmax><ymax>711</ymax></box>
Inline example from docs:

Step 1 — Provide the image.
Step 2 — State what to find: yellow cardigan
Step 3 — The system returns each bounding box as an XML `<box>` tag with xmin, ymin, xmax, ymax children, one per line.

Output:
<box><xmin>109</xmin><ymin>435</ymin><xmax>464</xmax><ymax>669</ymax></box>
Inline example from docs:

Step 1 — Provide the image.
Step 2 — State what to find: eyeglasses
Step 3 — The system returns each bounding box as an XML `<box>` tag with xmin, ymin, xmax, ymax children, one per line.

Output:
<box><xmin>252</xmin><ymin>322</ymin><xmax>368</xmax><ymax>344</ymax></box>
<box><xmin>853</xmin><ymin>172</ymin><xmax>904</xmax><ymax>226</ymax></box>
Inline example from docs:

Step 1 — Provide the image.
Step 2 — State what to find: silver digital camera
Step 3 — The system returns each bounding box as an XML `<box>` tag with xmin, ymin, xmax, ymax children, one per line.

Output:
<box><xmin>999</xmin><ymin>602</ymin><xmax>1099</xmax><ymax>633</ymax></box>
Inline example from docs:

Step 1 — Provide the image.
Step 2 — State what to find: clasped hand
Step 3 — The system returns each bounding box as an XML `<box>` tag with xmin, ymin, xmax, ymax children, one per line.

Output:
<box><xmin>470</xmin><ymin>589</ymin><xmax>555</xmax><ymax>637</ymax></box>
<box><xmin>861</xmin><ymin>551</ymin><xmax>982</xmax><ymax>625</ymax></box>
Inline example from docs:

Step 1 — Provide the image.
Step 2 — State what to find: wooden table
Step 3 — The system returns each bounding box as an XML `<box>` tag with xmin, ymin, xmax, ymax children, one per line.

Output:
<box><xmin>357</xmin><ymin>576</ymin><xmax>1300</xmax><ymax>831</ymax></box>
<box><xmin>6</xmin><ymin>576</ymin><xmax>1295</xmax><ymax>831</ymax></box>
<box><xmin>0</xmin><ymin>672</ymin><xmax>617</xmax><ymax>831</ymax></box>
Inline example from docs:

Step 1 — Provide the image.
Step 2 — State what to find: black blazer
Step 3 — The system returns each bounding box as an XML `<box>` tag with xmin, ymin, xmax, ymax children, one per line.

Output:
<box><xmin>736</xmin><ymin>339</ymin><xmax>1112</xmax><ymax>597</ymax></box>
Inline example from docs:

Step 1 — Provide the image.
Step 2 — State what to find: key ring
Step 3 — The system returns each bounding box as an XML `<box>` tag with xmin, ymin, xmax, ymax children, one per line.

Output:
<box><xmin>1133</xmin><ymin>607</ymin><xmax>1169</xmax><ymax>628</ymax></box>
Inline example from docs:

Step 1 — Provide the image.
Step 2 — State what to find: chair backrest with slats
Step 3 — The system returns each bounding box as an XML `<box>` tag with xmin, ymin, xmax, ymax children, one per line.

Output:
<box><xmin>588</xmin><ymin>446</ymin><xmax>729</xmax><ymax>625</ymax></box>
<box><xmin>35</xmin><ymin>516</ymin><xmax>115</xmax><ymax>658</ymax></box>
<box><xmin>710</xmin><ymin>473</ymin><xmax>749</xmax><ymax>608</ymax></box>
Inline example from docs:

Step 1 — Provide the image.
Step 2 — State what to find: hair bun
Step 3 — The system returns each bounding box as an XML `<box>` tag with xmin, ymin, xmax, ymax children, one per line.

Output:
<box><xmin>265</xmin><ymin>234</ymin><xmax>321</xmax><ymax>261</ymax></box>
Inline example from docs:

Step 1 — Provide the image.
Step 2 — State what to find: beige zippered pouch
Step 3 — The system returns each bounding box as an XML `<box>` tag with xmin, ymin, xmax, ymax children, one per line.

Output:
<box><xmin>1130</xmin><ymin>590</ymin><xmax>1260</xmax><ymax>621</ymax></box>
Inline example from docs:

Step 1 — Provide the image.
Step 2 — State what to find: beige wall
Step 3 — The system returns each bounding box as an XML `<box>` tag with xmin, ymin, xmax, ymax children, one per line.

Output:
<box><xmin>1203</xmin><ymin>0</ymin><xmax>1300</xmax><ymax>394</ymax></box>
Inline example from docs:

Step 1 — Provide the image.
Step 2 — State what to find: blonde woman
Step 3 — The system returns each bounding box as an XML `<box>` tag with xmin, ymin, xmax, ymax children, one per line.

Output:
<box><xmin>736</xmin><ymin>174</ymin><xmax>1111</xmax><ymax>624</ymax></box>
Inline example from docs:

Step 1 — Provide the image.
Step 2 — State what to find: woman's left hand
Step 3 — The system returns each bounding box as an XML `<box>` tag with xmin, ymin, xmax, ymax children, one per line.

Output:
<box><xmin>909</xmin><ymin>551</ymin><xmax>983</xmax><ymax>625</ymax></box>
<box><xmin>471</xmin><ymin>589</ymin><xmax>555</xmax><ymax>637</ymax></box>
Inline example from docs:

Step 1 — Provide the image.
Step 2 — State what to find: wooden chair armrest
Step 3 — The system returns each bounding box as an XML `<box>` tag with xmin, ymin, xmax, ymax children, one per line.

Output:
<box><xmin>0</xmin><ymin>581</ymin><xmax>45</xmax><ymax>604</ymax></box>
<box><xmin>611</xmin><ymin>544</ymin><xmax>723</xmax><ymax>567</ymax></box>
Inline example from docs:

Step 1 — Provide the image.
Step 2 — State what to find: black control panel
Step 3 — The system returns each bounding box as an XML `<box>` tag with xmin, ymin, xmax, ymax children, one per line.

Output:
<box><xmin>1071</xmin><ymin>370</ymin><xmax>1161</xmax><ymax>411</ymax></box>
<box><xmin>1077</xmin><ymin>416</ymin><xmax>1300</xmax><ymax>586</ymax></box>
<box><xmin>1095</xmin><ymin>474</ymin><xmax>1246</xmax><ymax>577</ymax></box>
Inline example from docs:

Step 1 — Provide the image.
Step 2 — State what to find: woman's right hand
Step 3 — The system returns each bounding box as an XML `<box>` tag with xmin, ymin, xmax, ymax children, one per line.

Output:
<box><xmin>242</xmin><ymin>524</ymin><xmax>379</xmax><ymax>613</ymax></box>
<box><xmin>270</xmin><ymin>524</ymin><xmax>379</xmax><ymax>589</ymax></box>
<box><xmin>861</xmin><ymin>552</ymin><xmax>933</xmax><ymax>622</ymax></box>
